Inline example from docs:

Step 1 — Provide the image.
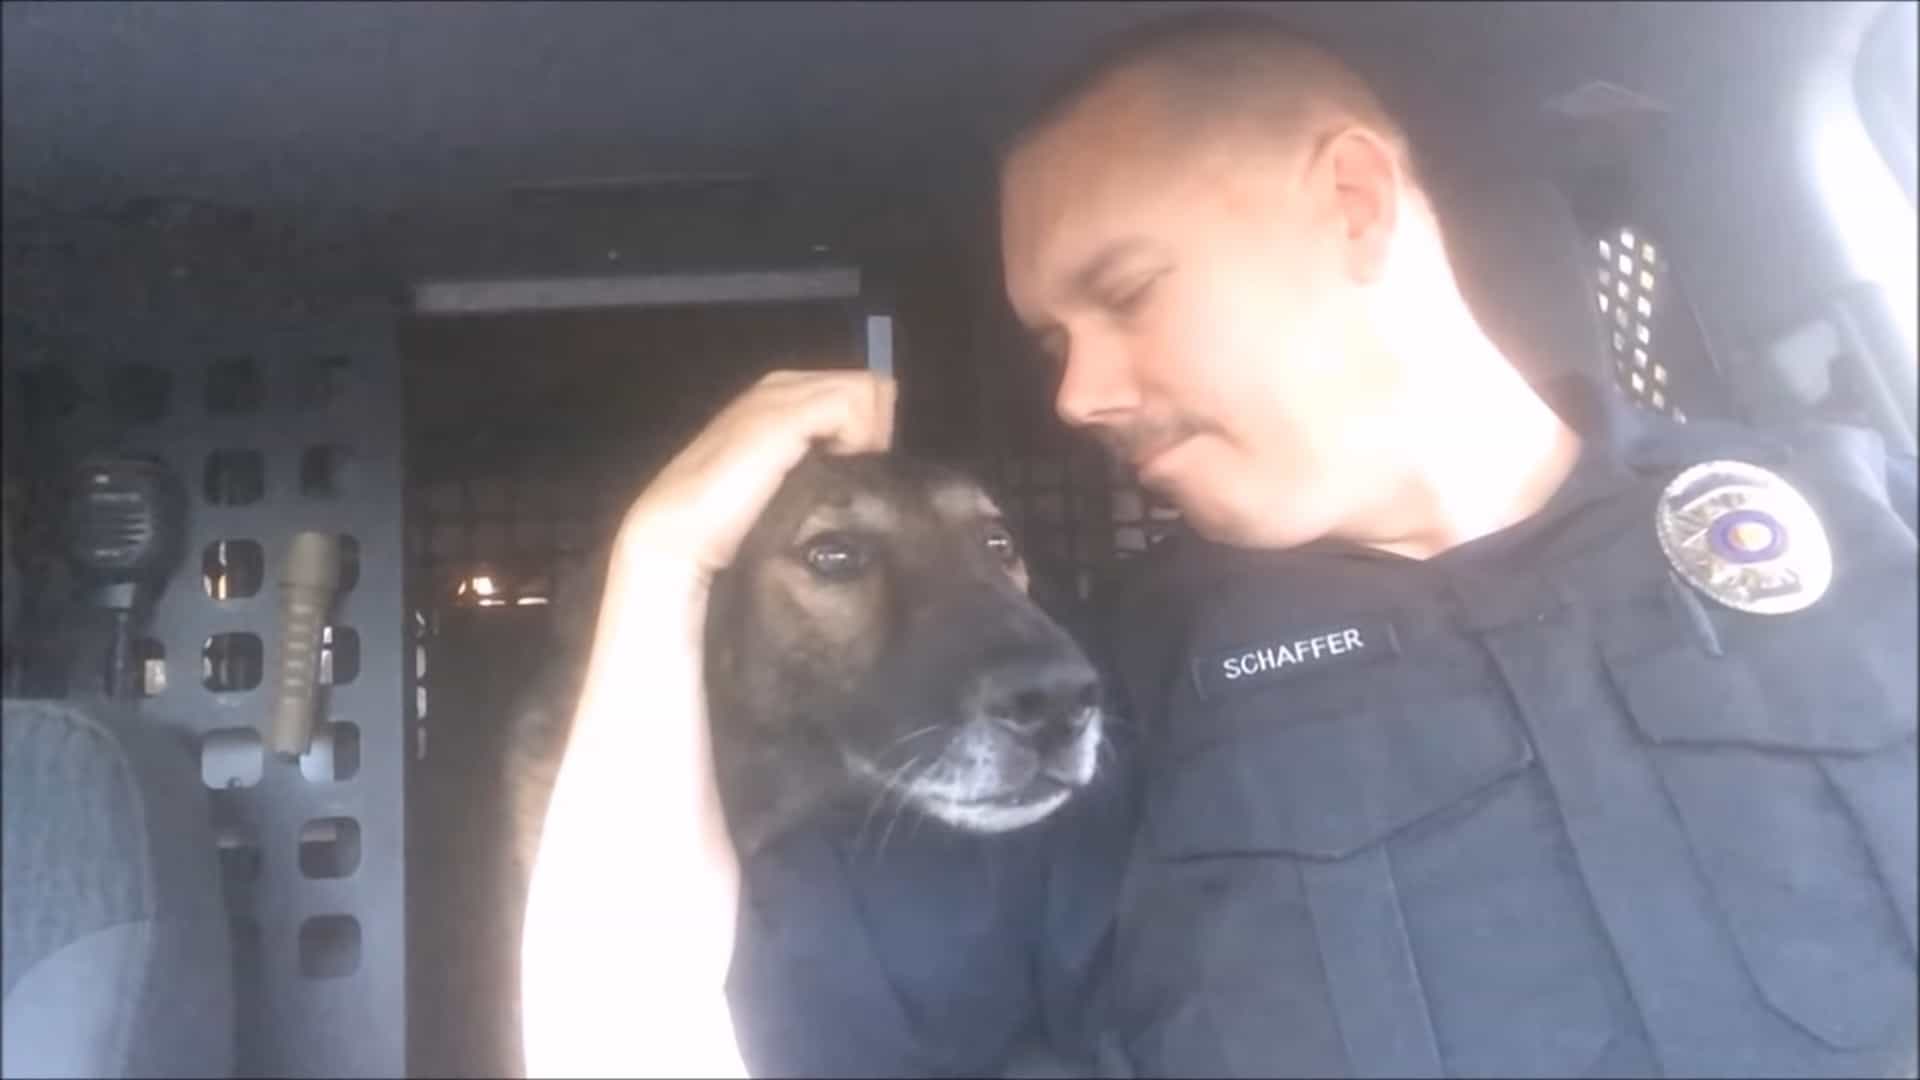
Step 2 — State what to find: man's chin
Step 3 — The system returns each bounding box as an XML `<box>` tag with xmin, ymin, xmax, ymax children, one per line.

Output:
<box><xmin>1164</xmin><ymin>493</ymin><xmax>1280</xmax><ymax>549</ymax></box>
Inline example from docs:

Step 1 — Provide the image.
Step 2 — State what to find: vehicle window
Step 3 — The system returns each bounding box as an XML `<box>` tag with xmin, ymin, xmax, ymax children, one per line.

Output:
<box><xmin>1856</xmin><ymin>0</ymin><xmax>1918</xmax><ymax>207</ymax></box>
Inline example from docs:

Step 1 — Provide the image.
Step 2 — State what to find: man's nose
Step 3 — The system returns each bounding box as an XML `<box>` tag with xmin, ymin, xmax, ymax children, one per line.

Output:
<box><xmin>981</xmin><ymin>656</ymin><xmax>1102</xmax><ymax>746</ymax></box>
<box><xmin>1054</xmin><ymin>333</ymin><xmax>1139</xmax><ymax>430</ymax></box>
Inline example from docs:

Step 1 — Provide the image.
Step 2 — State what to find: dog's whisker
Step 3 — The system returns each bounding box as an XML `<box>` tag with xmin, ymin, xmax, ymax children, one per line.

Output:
<box><xmin>906</xmin><ymin>798</ymin><xmax>934</xmax><ymax>845</ymax></box>
<box><xmin>854</xmin><ymin>790</ymin><xmax>887</xmax><ymax>852</ymax></box>
<box><xmin>853</xmin><ymin>763</ymin><xmax>898</xmax><ymax>851</ymax></box>
<box><xmin>873</xmin><ymin>766</ymin><xmax>922</xmax><ymax>861</ymax></box>
<box><xmin>872</xmin><ymin>723</ymin><xmax>944</xmax><ymax>767</ymax></box>
<box><xmin>875</xmin><ymin>755</ymin><xmax>937</xmax><ymax>861</ymax></box>
<box><xmin>857</xmin><ymin>754</ymin><xmax>924</xmax><ymax>852</ymax></box>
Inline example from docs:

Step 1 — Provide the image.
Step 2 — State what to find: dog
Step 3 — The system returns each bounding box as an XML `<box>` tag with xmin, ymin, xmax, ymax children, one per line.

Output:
<box><xmin>503</xmin><ymin>448</ymin><xmax>1106</xmax><ymax>881</ymax></box>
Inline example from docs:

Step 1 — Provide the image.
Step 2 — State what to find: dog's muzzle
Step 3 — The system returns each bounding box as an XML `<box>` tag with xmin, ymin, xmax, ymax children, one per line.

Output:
<box><xmin>893</xmin><ymin>650</ymin><xmax>1106</xmax><ymax>832</ymax></box>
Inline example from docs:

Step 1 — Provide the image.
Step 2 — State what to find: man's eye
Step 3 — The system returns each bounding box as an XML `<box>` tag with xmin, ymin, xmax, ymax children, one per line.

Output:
<box><xmin>803</xmin><ymin>534</ymin><xmax>869</xmax><ymax>580</ymax></box>
<box><xmin>1103</xmin><ymin>275</ymin><xmax>1158</xmax><ymax>317</ymax></box>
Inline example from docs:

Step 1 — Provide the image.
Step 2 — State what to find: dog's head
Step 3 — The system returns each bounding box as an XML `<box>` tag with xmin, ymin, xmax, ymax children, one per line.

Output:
<box><xmin>705</xmin><ymin>451</ymin><xmax>1104</xmax><ymax>849</ymax></box>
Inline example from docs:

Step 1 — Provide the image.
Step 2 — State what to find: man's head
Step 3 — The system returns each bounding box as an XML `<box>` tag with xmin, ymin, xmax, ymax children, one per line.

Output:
<box><xmin>999</xmin><ymin>10</ymin><xmax>1478</xmax><ymax>549</ymax></box>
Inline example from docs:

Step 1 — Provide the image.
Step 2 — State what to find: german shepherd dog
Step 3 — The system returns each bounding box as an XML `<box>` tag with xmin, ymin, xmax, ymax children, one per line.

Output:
<box><xmin>503</xmin><ymin>449</ymin><xmax>1106</xmax><ymax>883</ymax></box>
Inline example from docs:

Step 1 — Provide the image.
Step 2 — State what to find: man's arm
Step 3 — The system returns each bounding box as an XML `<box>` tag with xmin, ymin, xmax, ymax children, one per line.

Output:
<box><xmin>519</xmin><ymin>370</ymin><xmax>896</xmax><ymax>1079</ymax></box>
<box><xmin>520</xmin><ymin>550</ymin><xmax>746</xmax><ymax>1079</ymax></box>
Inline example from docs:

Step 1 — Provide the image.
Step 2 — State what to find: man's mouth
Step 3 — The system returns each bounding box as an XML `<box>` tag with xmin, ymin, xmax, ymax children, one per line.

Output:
<box><xmin>1095</xmin><ymin>422</ymin><xmax>1196</xmax><ymax>471</ymax></box>
<box><xmin>1135</xmin><ymin>436</ymin><xmax>1192</xmax><ymax>482</ymax></box>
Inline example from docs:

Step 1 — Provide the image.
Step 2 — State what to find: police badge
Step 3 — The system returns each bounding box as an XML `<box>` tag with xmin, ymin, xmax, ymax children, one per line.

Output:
<box><xmin>1655</xmin><ymin>460</ymin><xmax>1833</xmax><ymax>615</ymax></box>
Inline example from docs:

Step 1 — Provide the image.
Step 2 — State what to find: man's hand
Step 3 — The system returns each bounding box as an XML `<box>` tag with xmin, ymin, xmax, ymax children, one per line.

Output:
<box><xmin>620</xmin><ymin>369</ymin><xmax>898</xmax><ymax>583</ymax></box>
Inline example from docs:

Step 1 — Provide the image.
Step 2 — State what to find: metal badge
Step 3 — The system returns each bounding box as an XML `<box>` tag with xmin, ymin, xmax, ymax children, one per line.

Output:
<box><xmin>1655</xmin><ymin>460</ymin><xmax>1833</xmax><ymax>615</ymax></box>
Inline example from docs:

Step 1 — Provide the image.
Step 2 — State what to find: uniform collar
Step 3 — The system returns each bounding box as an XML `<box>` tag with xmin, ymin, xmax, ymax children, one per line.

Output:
<box><xmin>1539</xmin><ymin>372</ymin><xmax>1789</xmax><ymax>472</ymax></box>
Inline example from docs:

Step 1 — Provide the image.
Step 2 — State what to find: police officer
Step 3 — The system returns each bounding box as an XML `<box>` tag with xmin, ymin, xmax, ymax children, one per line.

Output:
<box><xmin>521</xmin><ymin>10</ymin><xmax>1918</xmax><ymax>1079</ymax></box>
<box><xmin>995</xmin><ymin>12</ymin><xmax>1919</xmax><ymax>1078</ymax></box>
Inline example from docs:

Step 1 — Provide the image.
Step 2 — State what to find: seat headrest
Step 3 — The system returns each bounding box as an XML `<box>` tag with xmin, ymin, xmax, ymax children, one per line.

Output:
<box><xmin>1432</xmin><ymin>170</ymin><xmax>1612</xmax><ymax>388</ymax></box>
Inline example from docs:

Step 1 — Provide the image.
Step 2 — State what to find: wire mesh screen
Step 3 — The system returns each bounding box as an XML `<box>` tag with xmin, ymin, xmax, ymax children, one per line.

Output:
<box><xmin>1596</xmin><ymin>224</ymin><xmax>1688</xmax><ymax>422</ymax></box>
<box><xmin>410</xmin><ymin>464</ymin><xmax>623</xmax><ymax>608</ymax></box>
<box><xmin>989</xmin><ymin>445</ymin><xmax>1180</xmax><ymax>604</ymax></box>
<box><xmin>401</xmin><ymin>300</ymin><xmax>862</xmax><ymax>612</ymax></box>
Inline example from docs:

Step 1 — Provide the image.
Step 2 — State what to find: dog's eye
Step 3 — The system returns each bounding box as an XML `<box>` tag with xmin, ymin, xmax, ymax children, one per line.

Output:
<box><xmin>984</xmin><ymin>525</ymin><xmax>1018</xmax><ymax>564</ymax></box>
<box><xmin>803</xmin><ymin>534</ymin><xmax>869</xmax><ymax>580</ymax></box>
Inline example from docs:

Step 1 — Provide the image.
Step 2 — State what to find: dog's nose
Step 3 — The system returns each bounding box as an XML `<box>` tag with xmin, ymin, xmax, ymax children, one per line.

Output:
<box><xmin>982</xmin><ymin>658</ymin><xmax>1102</xmax><ymax>739</ymax></box>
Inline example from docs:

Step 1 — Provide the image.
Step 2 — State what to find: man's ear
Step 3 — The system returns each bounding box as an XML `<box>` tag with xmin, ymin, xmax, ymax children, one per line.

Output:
<box><xmin>1320</xmin><ymin>126</ymin><xmax>1402</xmax><ymax>285</ymax></box>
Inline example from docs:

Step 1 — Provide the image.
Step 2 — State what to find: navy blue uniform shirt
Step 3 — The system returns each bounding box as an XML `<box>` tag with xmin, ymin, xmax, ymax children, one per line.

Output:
<box><xmin>1089</xmin><ymin>375</ymin><xmax>1917</xmax><ymax>1077</ymax></box>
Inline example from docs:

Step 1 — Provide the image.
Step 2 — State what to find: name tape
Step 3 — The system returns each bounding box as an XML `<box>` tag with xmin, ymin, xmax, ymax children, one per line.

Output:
<box><xmin>1190</xmin><ymin>618</ymin><xmax>1399</xmax><ymax>701</ymax></box>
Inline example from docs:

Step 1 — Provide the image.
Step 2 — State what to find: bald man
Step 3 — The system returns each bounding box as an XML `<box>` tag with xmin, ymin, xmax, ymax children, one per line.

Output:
<box><xmin>996</xmin><ymin>11</ymin><xmax>1918</xmax><ymax>1079</ymax></box>
<box><xmin>521</xmin><ymin>10</ymin><xmax>1918</xmax><ymax>1079</ymax></box>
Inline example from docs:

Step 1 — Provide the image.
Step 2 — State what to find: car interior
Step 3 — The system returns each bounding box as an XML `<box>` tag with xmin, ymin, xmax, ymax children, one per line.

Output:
<box><xmin>2</xmin><ymin>2</ymin><xmax>1915</xmax><ymax>1077</ymax></box>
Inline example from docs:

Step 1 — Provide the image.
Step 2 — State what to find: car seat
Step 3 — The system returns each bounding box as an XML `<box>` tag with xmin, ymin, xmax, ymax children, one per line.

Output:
<box><xmin>1</xmin><ymin>507</ymin><xmax>235</xmax><ymax>1079</ymax></box>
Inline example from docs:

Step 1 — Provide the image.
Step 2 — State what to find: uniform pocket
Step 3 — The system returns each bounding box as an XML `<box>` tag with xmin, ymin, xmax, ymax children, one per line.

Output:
<box><xmin>1134</xmin><ymin>669</ymin><xmax>1628</xmax><ymax>1077</ymax></box>
<box><xmin>1600</xmin><ymin>568</ymin><xmax>1918</xmax><ymax>1050</ymax></box>
<box><xmin>1147</xmin><ymin>678</ymin><xmax>1534</xmax><ymax>860</ymax></box>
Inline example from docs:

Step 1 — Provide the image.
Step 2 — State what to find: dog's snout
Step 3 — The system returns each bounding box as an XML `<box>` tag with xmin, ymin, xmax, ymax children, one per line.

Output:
<box><xmin>983</xmin><ymin>657</ymin><xmax>1101</xmax><ymax>738</ymax></box>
